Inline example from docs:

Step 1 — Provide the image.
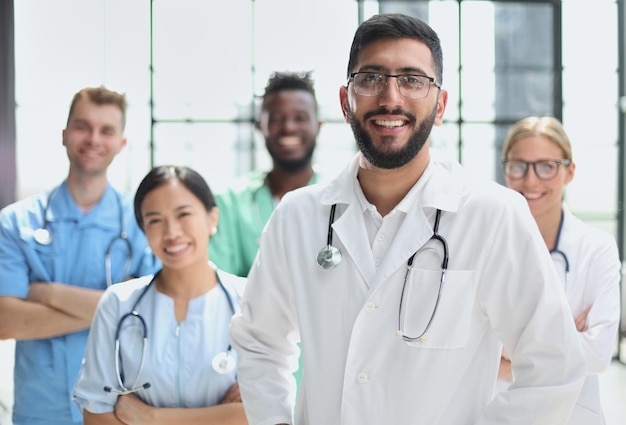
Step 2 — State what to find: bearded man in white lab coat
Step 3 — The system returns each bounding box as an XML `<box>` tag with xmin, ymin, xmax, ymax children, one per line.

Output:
<box><xmin>230</xmin><ymin>13</ymin><xmax>586</xmax><ymax>425</ymax></box>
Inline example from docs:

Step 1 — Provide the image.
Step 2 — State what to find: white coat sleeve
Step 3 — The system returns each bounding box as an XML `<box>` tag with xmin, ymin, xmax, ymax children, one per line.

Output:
<box><xmin>577</xmin><ymin>231</ymin><xmax>621</xmax><ymax>374</ymax></box>
<box><xmin>475</xmin><ymin>194</ymin><xmax>586</xmax><ymax>424</ymax></box>
<box><xmin>229</xmin><ymin>205</ymin><xmax>299</xmax><ymax>425</ymax></box>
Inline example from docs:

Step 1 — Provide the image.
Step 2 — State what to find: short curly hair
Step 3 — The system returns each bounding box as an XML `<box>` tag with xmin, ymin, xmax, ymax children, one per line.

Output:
<box><xmin>261</xmin><ymin>71</ymin><xmax>317</xmax><ymax>113</ymax></box>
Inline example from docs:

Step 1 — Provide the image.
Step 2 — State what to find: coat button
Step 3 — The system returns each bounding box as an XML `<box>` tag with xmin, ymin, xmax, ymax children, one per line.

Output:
<box><xmin>357</xmin><ymin>372</ymin><xmax>369</xmax><ymax>383</ymax></box>
<box><xmin>365</xmin><ymin>302</ymin><xmax>377</xmax><ymax>312</ymax></box>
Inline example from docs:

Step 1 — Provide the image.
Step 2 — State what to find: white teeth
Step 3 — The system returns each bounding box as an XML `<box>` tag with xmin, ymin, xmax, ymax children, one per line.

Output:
<box><xmin>165</xmin><ymin>244</ymin><xmax>187</xmax><ymax>254</ymax></box>
<box><xmin>523</xmin><ymin>193</ymin><xmax>542</xmax><ymax>200</ymax></box>
<box><xmin>374</xmin><ymin>119</ymin><xmax>404</xmax><ymax>128</ymax></box>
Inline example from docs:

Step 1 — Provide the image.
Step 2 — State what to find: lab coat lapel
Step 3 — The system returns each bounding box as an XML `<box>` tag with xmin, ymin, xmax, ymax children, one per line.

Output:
<box><xmin>332</xmin><ymin>202</ymin><xmax>376</xmax><ymax>284</ymax></box>
<box><xmin>321</xmin><ymin>152</ymin><xmax>463</xmax><ymax>289</ymax></box>
<box><xmin>370</xmin><ymin>156</ymin><xmax>462</xmax><ymax>290</ymax></box>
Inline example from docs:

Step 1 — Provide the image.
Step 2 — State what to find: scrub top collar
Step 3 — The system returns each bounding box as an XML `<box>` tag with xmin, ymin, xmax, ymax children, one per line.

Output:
<box><xmin>47</xmin><ymin>181</ymin><xmax>122</xmax><ymax>231</ymax></box>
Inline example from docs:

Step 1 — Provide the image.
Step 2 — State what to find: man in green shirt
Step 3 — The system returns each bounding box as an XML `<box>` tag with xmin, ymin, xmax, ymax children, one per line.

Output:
<box><xmin>210</xmin><ymin>71</ymin><xmax>323</xmax><ymax>277</ymax></box>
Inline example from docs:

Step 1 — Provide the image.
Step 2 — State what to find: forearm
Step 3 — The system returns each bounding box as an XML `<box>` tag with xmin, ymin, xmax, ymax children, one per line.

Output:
<box><xmin>0</xmin><ymin>296</ymin><xmax>91</xmax><ymax>340</ymax></box>
<box><xmin>28</xmin><ymin>282</ymin><xmax>103</xmax><ymax>321</ymax></box>
<box><xmin>151</xmin><ymin>403</ymin><xmax>247</xmax><ymax>425</ymax></box>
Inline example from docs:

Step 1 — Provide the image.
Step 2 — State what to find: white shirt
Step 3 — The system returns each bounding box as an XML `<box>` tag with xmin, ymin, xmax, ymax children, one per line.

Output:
<box><xmin>230</xmin><ymin>152</ymin><xmax>587</xmax><ymax>425</ymax></box>
<box><xmin>73</xmin><ymin>266</ymin><xmax>245</xmax><ymax>413</ymax></box>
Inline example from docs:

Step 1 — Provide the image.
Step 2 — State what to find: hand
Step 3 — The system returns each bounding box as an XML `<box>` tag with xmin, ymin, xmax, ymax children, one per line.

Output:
<box><xmin>115</xmin><ymin>394</ymin><xmax>154</xmax><ymax>425</ymax></box>
<box><xmin>220</xmin><ymin>382</ymin><xmax>242</xmax><ymax>404</ymax></box>
<box><xmin>574</xmin><ymin>304</ymin><xmax>592</xmax><ymax>332</ymax></box>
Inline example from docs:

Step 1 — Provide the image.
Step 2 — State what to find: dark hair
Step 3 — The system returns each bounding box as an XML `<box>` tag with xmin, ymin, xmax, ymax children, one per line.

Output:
<box><xmin>261</xmin><ymin>71</ymin><xmax>318</xmax><ymax>112</ymax></box>
<box><xmin>67</xmin><ymin>86</ymin><xmax>127</xmax><ymax>129</ymax></box>
<box><xmin>134</xmin><ymin>165</ymin><xmax>216</xmax><ymax>230</ymax></box>
<box><xmin>347</xmin><ymin>13</ymin><xmax>444</xmax><ymax>85</ymax></box>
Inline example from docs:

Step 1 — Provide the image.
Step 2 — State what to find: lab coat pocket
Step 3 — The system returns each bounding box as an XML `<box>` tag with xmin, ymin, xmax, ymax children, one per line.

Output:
<box><xmin>401</xmin><ymin>269</ymin><xmax>474</xmax><ymax>349</ymax></box>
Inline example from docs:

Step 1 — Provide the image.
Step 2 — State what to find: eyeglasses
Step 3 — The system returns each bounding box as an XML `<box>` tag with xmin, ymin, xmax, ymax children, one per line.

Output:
<box><xmin>348</xmin><ymin>72</ymin><xmax>441</xmax><ymax>99</ymax></box>
<box><xmin>502</xmin><ymin>159</ymin><xmax>571</xmax><ymax>181</ymax></box>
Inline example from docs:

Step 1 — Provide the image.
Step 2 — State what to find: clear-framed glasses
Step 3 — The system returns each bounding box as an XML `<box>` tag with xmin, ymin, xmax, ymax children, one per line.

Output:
<box><xmin>348</xmin><ymin>72</ymin><xmax>441</xmax><ymax>99</ymax></box>
<box><xmin>502</xmin><ymin>159</ymin><xmax>571</xmax><ymax>181</ymax></box>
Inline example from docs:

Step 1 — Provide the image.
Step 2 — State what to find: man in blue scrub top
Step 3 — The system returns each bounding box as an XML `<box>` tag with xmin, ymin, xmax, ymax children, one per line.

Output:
<box><xmin>0</xmin><ymin>86</ymin><xmax>160</xmax><ymax>425</ymax></box>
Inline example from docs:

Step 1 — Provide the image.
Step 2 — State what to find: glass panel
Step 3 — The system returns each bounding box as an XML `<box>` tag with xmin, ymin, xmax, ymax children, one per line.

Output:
<box><xmin>460</xmin><ymin>123</ymin><xmax>498</xmax><ymax>182</ymax></box>
<box><xmin>153</xmin><ymin>122</ymin><xmax>254</xmax><ymax>194</ymax></box>
<box><xmin>431</xmin><ymin>122</ymin><xmax>460</xmax><ymax>162</ymax></box>
<box><xmin>152</xmin><ymin>0</ymin><xmax>253</xmax><ymax>121</ymax></box>
<box><xmin>460</xmin><ymin>2</ymin><xmax>496</xmax><ymax>122</ymax></box>
<box><xmin>310</xmin><ymin>122</ymin><xmax>358</xmax><ymax>180</ymax></box>
<box><xmin>429</xmin><ymin>2</ymin><xmax>461</xmax><ymax>123</ymax></box>
<box><xmin>491</xmin><ymin>2</ymin><xmax>554</xmax><ymax>121</ymax></box>
<box><xmin>566</xmin><ymin>143</ymin><xmax>618</xmax><ymax>215</ymax></box>
<box><xmin>254</xmin><ymin>0</ymin><xmax>357</xmax><ymax>123</ymax></box>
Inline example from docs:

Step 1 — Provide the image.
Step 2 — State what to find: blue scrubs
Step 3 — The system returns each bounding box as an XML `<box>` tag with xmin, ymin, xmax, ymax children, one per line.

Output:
<box><xmin>73</xmin><ymin>269</ymin><xmax>245</xmax><ymax>413</ymax></box>
<box><xmin>0</xmin><ymin>181</ymin><xmax>160</xmax><ymax>425</ymax></box>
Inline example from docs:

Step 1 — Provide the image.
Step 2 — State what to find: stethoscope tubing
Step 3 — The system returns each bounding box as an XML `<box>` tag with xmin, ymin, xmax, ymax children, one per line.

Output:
<box><xmin>549</xmin><ymin>209</ymin><xmax>570</xmax><ymax>279</ymax></box>
<box><xmin>318</xmin><ymin>204</ymin><xmax>449</xmax><ymax>341</ymax></box>
<box><xmin>105</xmin><ymin>269</ymin><xmax>237</xmax><ymax>394</ymax></box>
<box><xmin>399</xmin><ymin>209</ymin><xmax>448</xmax><ymax>342</ymax></box>
<box><xmin>35</xmin><ymin>186</ymin><xmax>133</xmax><ymax>287</ymax></box>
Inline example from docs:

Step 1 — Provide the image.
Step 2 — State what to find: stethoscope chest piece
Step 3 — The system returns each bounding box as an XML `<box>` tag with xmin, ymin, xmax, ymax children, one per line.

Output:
<box><xmin>33</xmin><ymin>228</ymin><xmax>52</xmax><ymax>245</ymax></box>
<box><xmin>317</xmin><ymin>203</ymin><xmax>342</xmax><ymax>269</ymax></box>
<box><xmin>212</xmin><ymin>351</ymin><xmax>236</xmax><ymax>374</ymax></box>
<box><xmin>316</xmin><ymin>245</ymin><xmax>342</xmax><ymax>269</ymax></box>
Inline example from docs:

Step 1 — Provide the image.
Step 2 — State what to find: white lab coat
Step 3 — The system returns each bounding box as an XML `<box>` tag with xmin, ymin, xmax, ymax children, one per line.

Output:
<box><xmin>230</xmin><ymin>152</ymin><xmax>586</xmax><ymax>425</ymax></box>
<box><xmin>555</xmin><ymin>204</ymin><xmax>621</xmax><ymax>424</ymax></box>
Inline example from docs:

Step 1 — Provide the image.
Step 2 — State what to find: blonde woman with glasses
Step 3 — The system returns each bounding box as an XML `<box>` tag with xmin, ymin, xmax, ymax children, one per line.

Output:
<box><xmin>499</xmin><ymin>116</ymin><xmax>621</xmax><ymax>425</ymax></box>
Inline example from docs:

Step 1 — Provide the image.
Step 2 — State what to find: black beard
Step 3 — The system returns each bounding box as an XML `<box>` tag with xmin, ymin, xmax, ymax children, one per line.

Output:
<box><xmin>268</xmin><ymin>142</ymin><xmax>316</xmax><ymax>173</ymax></box>
<box><xmin>347</xmin><ymin>105</ymin><xmax>437</xmax><ymax>169</ymax></box>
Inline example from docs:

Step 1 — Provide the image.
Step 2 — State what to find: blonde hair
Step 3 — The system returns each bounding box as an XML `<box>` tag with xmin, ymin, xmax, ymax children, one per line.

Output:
<box><xmin>502</xmin><ymin>116</ymin><xmax>572</xmax><ymax>161</ymax></box>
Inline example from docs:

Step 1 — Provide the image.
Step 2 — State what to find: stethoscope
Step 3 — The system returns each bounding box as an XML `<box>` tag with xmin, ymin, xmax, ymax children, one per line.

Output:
<box><xmin>33</xmin><ymin>187</ymin><xmax>133</xmax><ymax>287</ymax></box>
<box><xmin>103</xmin><ymin>271</ymin><xmax>237</xmax><ymax>395</ymax></box>
<box><xmin>316</xmin><ymin>205</ymin><xmax>449</xmax><ymax>341</ymax></box>
<box><xmin>549</xmin><ymin>209</ymin><xmax>570</xmax><ymax>282</ymax></box>
<box><xmin>316</xmin><ymin>204</ymin><xmax>342</xmax><ymax>269</ymax></box>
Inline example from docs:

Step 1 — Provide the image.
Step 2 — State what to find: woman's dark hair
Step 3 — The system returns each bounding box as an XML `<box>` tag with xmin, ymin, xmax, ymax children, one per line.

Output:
<box><xmin>134</xmin><ymin>165</ymin><xmax>216</xmax><ymax>230</ymax></box>
<box><xmin>347</xmin><ymin>13</ymin><xmax>444</xmax><ymax>85</ymax></box>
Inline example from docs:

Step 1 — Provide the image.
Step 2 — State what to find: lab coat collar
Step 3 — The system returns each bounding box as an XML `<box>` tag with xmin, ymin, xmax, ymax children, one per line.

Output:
<box><xmin>320</xmin><ymin>150</ymin><xmax>464</xmax><ymax>214</ymax></box>
<box><xmin>320</xmin><ymin>150</ymin><xmax>465</xmax><ymax>287</ymax></box>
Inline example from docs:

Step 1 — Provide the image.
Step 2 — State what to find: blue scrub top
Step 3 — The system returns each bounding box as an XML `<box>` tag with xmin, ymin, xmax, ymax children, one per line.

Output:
<box><xmin>0</xmin><ymin>181</ymin><xmax>160</xmax><ymax>425</ymax></box>
<box><xmin>73</xmin><ymin>268</ymin><xmax>246</xmax><ymax>413</ymax></box>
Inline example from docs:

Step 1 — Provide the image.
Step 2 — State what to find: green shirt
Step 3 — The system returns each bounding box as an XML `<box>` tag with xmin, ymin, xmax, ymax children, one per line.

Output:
<box><xmin>210</xmin><ymin>170</ymin><xmax>322</xmax><ymax>277</ymax></box>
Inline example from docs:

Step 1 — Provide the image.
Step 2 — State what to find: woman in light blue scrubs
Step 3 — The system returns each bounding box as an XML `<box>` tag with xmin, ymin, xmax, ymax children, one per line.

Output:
<box><xmin>73</xmin><ymin>165</ymin><xmax>248</xmax><ymax>424</ymax></box>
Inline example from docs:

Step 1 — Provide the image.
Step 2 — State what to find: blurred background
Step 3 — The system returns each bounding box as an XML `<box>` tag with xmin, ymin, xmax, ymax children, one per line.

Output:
<box><xmin>0</xmin><ymin>0</ymin><xmax>625</xmax><ymax>422</ymax></box>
